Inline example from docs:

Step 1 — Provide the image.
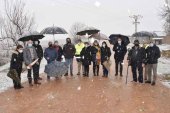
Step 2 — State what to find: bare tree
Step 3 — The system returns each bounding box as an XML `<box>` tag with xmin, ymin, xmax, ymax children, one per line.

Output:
<box><xmin>0</xmin><ymin>0</ymin><xmax>35</xmax><ymax>46</ymax></box>
<box><xmin>161</xmin><ymin>0</ymin><xmax>170</xmax><ymax>35</ymax></box>
<box><xmin>69</xmin><ymin>22</ymin><xmax>86</xmax><ymax>43</ymax></box>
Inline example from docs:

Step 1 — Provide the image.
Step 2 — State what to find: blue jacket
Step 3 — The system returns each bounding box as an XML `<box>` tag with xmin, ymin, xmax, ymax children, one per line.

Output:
<box><xmin>44</xmin><ymin>47</ymin><xmax>58</xmax><ymax>64</ymax></box>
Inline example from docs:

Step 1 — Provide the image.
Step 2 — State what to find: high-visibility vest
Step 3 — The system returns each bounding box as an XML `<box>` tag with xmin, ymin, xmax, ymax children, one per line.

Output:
<box><xmin>75</xmin><ymin>43</ymin><xmax>84</xmax><ymax>56</ymax></box>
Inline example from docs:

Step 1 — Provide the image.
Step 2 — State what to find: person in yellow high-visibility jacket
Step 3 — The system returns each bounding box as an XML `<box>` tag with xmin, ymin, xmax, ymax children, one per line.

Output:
<box><xmin>75</xmin><ymin>39</ymin><xmax>85</xmax><ymax>75</ymax></box>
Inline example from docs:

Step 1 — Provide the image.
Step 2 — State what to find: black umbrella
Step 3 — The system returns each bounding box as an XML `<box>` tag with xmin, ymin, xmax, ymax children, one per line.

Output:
<box><xmin>132</xmin><ymin>31</ymin><xmax>157</xmax><ymax>37</ymax></box>
<box><xmin>40</xmin><ymin>26</ymin><xmax>68</xmax><ymax>35</ymax></box>
<box><xmin>18</xmin><ymin>31</ymin><xmax>44</xmax><ymax>42</ymax></box>
<box><xmin>77</xmin><ymin>27</ymin><xmax>100</xmax><ymax>36</ymax></box>
<box><xmin>109</xmin><ymin>34</ymin><xmax>130</xmax><ymax>46</ymax></box>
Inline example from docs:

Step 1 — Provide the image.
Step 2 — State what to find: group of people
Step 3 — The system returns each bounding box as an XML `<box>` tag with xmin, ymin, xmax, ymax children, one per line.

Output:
<box><xmin>9</xmin><ymin>36</ymin><xmax>160</xmax><ymax>90</ymax></box>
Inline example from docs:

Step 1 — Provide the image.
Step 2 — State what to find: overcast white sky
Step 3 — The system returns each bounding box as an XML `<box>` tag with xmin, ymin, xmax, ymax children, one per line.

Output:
<box><xmin>0</xmin><ymin>0</ymin><xmax>166</xmax><ymax>36</ymax></box>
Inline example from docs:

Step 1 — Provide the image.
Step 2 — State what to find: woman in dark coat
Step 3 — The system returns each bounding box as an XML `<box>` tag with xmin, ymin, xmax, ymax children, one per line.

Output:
<box><xmin>113</xmin><ymin>38</ymin><xmax>127</xmax><ymax>76</ymax></box>
<box><xmin>80</xmin><ymin>42</ymin><xmax>91</xmax><ymax>77</ymax></box>
<box><xmin>91</xmin><ymin>40</ymin><xmax>101</xmax><ymax>76</ymax></box>
<box><xmin>10</xmin><ymin>45</ymin><xmax>24</xmax><ymax>89</ymax></box>
<box><xmin>101</xmin><ymin>41</ymin><xmax>111</xmax><ymax>77</ymax></box>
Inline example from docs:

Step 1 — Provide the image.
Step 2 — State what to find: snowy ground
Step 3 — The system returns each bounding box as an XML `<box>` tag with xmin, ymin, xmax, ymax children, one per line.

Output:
<box><xmin>0</xmin><ymin>58</ymin><xmax>47</xmax><ymax>93</ymax></box>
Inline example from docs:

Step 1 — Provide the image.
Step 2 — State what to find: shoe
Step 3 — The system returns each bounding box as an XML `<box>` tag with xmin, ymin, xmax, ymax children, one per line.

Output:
<box><xmin>34</xmin><ymin>81</ymin><xmax>41</xmax><ymax>85</ymax></box>
<box><xmin>151</xmin><ymin>82</ymin><xmax>156</xmax><ymax>86</ymax></box>
<box><xmin>19</xmin><ymin>85</ymin><xmax>24</xmax><ymax>89</ymax></box>
<box><xmin>38</xmin><ymin>77</ymin><xmax>43</xmax><ymax>80</ymax></box>
<box><xmin>64</xmin><ymin>73</ymin><xmax>68</xmax><ymax>76</ymax></box>
<box><xmin>145</xmin><ymin>81</ymin><xmax>151</xmax><ymax>84</ymax></box>
<box><xmin>120</xmin><ymin>74</ymin><xmax>123</xmax><ymax>77</ymax></box>
<box><xmin>70</xmin><ymin>73</ymin><xmax>73</xmax><ymax>76</ymax></box>
<box><xmin>29</xmin><ymin>83</ymin><xmax>33</xmax><ymax>87</ymax></box>
<box><xmin>77</xmin><ymin>73</ymin><xmax>80</xmax><ymax>75</ymax></box>
<box><xmin>115</xmin><ymin>73</ymin><xmax>118</xmax><ymax>76</ymax></box>
<box><xmin>47</xmin><ymin>76</ymin><xmax>50</xmax><ymax>80</ymax></box>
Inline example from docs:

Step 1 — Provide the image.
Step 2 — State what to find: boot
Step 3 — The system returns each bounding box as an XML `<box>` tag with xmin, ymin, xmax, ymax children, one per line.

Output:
<box><xmin>34</xmin><ymin>79</ymin><xmax>41</xmax><ymax>85</ymax></box>
<box><xmin>28</xmin><ymin>79</ymin><xmax>33</xmax><ymax>86</ymax></box>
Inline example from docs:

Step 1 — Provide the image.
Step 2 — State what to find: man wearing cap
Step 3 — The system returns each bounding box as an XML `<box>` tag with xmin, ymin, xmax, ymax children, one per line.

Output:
<box><xmin>128</xmin><ymin>40</ymin><xmax>146</xmax><ymax>83</ymax></box>
<box><xmin>75</xmin><ymin>39</ymin><xmax>85</xmax><ymax>75</ymax></box>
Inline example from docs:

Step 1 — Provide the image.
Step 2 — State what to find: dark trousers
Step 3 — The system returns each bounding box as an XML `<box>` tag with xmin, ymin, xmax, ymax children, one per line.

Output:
<box><xmin>84</xmin><ymin>65</ymin><xmax>89</xmax><ymax>76</ymax></box>
<box><xmin>37</xmin><ymin>60</ymin><xmax>41</xmax><ymax>78</ymax></box>
<box><xmin>27</xmin><ymin>64</ymin><xmax>39</xmax><ymax>84</ymax></box>
<box><xmin>131</xmin><ymin>62</ymin><xmax>143</xmax><ymax>83</ymax></box>
<box><xmin>103</xmin><ymin>65</ymin><xmax>108</xmax><ymax>76</ymax></box>
<box><xmin>115</xmin><ymin>60</ymin><xmax>123</xmax><ymax>75</ymax></box>
<box><xmin>93</xmin><ymin>62</ymin><xmax>99</xmax><ymax>76</ymax></box>
<box><xmin>13</xmin><ymin>69</ymin><xmax>22</xmax><ymax>88</ymax></box>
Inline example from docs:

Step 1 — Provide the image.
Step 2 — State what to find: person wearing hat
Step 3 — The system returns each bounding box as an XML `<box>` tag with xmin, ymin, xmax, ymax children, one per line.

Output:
<box><xmin>127</xmin><ymin>40</ymin><xmax>146</xmax><ymax>83</ymax></box>
<box><xmin>145</xmin><ymin>40</ymin><xmax>160</xmax><ymax>85</ymax></box>
<box><xmin>75</xmin><ymin>39</ymin><xmax>85</xmax><ymax>75</ymax></box>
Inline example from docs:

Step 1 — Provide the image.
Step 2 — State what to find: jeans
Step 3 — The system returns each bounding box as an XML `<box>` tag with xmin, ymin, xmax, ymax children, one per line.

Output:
<box><xmin>103</xmin><ymin>65</ymin><xmax>108</xmax><ymax>76</ymax></box>
<box><xmin>65</xmin><ymin>58</ymin><xmax>73</xmax><ymax>74</ymax></box>
<box><xmin>131</xmin><ymin>62</ymin><xmax>143</xmax><ymax>83</ymax></box>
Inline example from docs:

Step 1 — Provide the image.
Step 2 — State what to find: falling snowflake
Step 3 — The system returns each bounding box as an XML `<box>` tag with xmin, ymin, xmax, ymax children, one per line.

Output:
<box><xmin>77</xmin><ymin>86</ymin><xmax>81</xmax><ymax>91</ymax></box>
<box><xmin>94</xmin><ymin>1</ymin><xmax>101</xmax><ymax>7</ymax></box>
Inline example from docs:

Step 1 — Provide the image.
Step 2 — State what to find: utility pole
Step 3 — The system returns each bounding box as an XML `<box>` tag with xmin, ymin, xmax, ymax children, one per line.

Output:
<box><xmin>129</xmin><ymin>15</ymin><xmax>143</xmax><ymax>33</ymax></box>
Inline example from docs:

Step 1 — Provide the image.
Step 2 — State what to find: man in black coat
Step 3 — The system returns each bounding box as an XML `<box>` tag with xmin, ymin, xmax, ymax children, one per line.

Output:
<box><xmin>113</xmin><ymin>38</ymin><xmax>127</xmax><ymax>76</ymax></box>
<box><xmin>33</xmin><ymin>40</ymin><xmax>43</xmax><ymax>80</ymax></box>
<box><xmin>63</xmin><ymin>38</ymin><xmax>76</xmax><ymax>76</ymax></box>
<box><xmin>128</xmin><ymin>40</ymin><xmax>146</xmax><ymax>83</ymax></box>
<box><xmin>145</xmin><ymin>41</ymin><xmax>161</xmax><ymax>85</ymax></box>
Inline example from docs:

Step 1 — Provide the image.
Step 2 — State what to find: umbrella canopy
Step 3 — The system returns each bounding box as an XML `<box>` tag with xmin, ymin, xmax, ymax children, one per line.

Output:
<box><xmin>109</xmin><ymin>34</ymin><xmax>130</xmax><ymax>46</ymax></box>
<box><xmin>18</xmin><ymin>31</ymin><xmax>44</xmax><ymax>42</ymax></box>
<box><xmin>132</xmin><ymin>31</ymin><xmax>158</xmax><ymax>37</ymax></box>
<box><xmin>40</xmin><ymin>26</ymin><xmax>67</xmax><ymax>35</ymax></box>
<box><xmin>77</xmin><ymin>27</ymin><xmax>100</xmax><ymax>36</ymax></box>
<box><xmin>90</xmin><ymin>33</ymin><xmax>109</xmax><ymax>40</ymax></box>
<box><xmin>44</xmin><ymin>61</ymin><xmax>68</xmax><ymax>77</ymax></box>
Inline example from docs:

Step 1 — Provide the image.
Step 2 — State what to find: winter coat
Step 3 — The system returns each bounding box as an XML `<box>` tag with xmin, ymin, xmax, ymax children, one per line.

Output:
<box><xmin>33</xmin><ymin>44</ymin><xmax>43</xmax><ymax>60</ymax></box>
<box><xmin>10</xmin><ymin>50</ymin><xmax>23</xmax><ymax>72</ymax></box>
<box><xmin>54</xmin><ymin>45</ymin><xmax>63</xmax><ymax>61</ymax></box>
<box><xmin>128</xmin><ymin>46</ymin><xmax>146</xmax><ymax>64</ymax></box>
<box><xmin>146</xmin><ymin>45</ymin><xmax>161</xmax><ymax>64</ymax></box>
<box><xmin>91</xmin><ymin>46</ymin><xmax>101</xmax><ymax>63</ymax></box>
<box><xmin>113</xmin><ymin>43</ymin><xmax>127</xmax><ymax>62</ymax></box>
<box><xmin>44</xmin><ymin>47</ymin><xmax>58</xmax><ymax>64</ymax></box>
<box><xmin>101</xmin><ymin>46</ymin><xmax>111</xmax><ymax>64</ymax></box>
<box><xmin>63</xmin><ymin>43</ymin><xmax>76</xmax><ymax>59</ymax></box>
<box><xmin>23</xmin><ymin>46</ymin><xmax>38</xmax><ymax>66</ymax></box>
<box><xmin>80</xmin><ymin>46</ymin><xmax>92</xmax><ymax>66</ymax></box>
